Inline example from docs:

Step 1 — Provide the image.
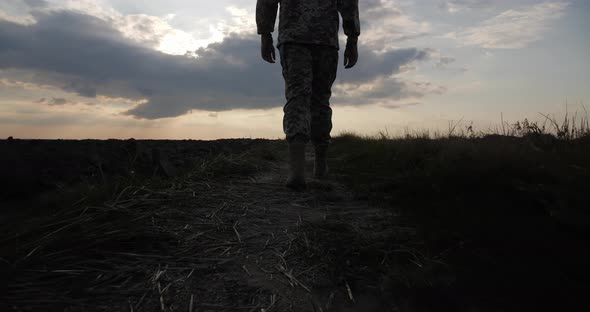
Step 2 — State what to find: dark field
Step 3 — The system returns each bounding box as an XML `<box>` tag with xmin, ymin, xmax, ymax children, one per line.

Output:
<box><xmin>1</xmin><ymin>134</ymin><xmax>589</xmax><ymax>311</ymax></box>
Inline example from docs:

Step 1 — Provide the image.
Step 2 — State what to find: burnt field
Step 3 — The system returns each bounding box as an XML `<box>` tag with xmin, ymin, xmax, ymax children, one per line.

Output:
<box><xmin>1</xmin><ymin>135</ymin><xmax>590</xmax><ymax>311</ymax></box>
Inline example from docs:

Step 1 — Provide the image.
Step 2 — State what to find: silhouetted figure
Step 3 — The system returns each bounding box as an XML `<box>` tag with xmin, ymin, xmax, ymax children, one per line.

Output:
<box><xmin>257</xmin><ymin>0</ymin><xmax>360</xmax><ymax>190</ymax></box>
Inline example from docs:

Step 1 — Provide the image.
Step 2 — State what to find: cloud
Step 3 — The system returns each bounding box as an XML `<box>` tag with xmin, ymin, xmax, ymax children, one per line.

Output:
<box><xmin>35</xmin><ymin>97</ymin><xmax>67</xmax><ymax>105</ymax></box>
<box><xmin>436</xmin><ymin>56</ymin><xmax>456</xmax><ymax>68</ymax></box>
<box><xmin>333</xmin><ymin>48</ymin><xmax>438</xmax><ymax>104</ymax></box>
<box><xmin>0</xmin><ymin>0</ymin><xmax>37</xmax><ymax>25</ymax></box>
<box><xmin>439</xmin><ymin>0</ymin><xmax>495</xmax><ymax>13</ymax></box>
<box><xmin>381</xmin><ymin>102</ymin><xmax>421</xmax><ymax>110</ymax></box>
<box><xmin>0</xmin><ymin>77</ymin><xmax>54</xmax><ymax>90</ymax></box>
<box><xmin>1</xmin><ymin>0</ymin><xmax>227</xmax><ymax>54</ymax></box>
<box><xmin>446</xmin><ymin>1</ymin><xmax>568</xmax><ymax>49</ymax></box>
<box><xmin>338</xmin><ymin>47</ymin><xmax>432</xmax><ymax>83</ymax></box>
<box><xmin>47</xmin><ymin>97</ymin><xmax>67</xmax><ymax>105</ymax></box>
<box><xmin>334</xmin><ymin>77</ymin><xmax>446</xmax><ymax>106</ymax></box>
<box><xmin>361</xmin><ymin>0</ymin><xmax>431</xmax><ymax>51</ymax></box>
<box><xmin>0</xmin><ymin>9</ymin><xmax>438</xmax><ymax>119</ymax></box>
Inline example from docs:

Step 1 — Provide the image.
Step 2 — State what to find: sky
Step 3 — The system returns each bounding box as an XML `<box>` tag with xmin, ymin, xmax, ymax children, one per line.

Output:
<box><xmin>0</xmin><ymin>0</ymin><xmax>588</xmax><ymax>139</ymax></box>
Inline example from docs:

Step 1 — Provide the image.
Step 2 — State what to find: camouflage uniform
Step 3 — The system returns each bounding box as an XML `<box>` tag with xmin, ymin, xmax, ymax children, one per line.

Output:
<box><xmin>256</xmin><ymin>0</ymin><xmax>360</xmax><ymax>144</ymax></box>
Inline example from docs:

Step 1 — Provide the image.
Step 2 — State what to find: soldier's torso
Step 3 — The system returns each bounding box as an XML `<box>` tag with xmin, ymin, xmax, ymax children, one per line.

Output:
<box><xmin>278</xmin><ymin>0</ymin><xmax>340</xmax><ymax>48</ymax></box>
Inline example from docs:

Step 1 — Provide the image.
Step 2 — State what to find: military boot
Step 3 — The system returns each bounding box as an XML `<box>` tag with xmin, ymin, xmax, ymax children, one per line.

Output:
<box><xmin>286</xmin><ymin>142</ymin><xmax>307</xmax><ymax>191</ymax></box>
<box><xmin>313</xmin><ymin>144</ymin><xmax>329</xmax><ymax>179</ymax></box>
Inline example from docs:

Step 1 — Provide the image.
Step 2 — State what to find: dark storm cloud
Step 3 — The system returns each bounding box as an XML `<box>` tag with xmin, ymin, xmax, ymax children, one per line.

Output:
<box><xmin>0</xmin><ymin>10</ymin><xmax>432</xmax><ymax>119</ymax></box>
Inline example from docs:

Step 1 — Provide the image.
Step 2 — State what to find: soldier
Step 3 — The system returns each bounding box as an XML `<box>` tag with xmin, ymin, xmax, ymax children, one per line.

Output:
<box><xmin>256</xmin><ymin>0</ymin><xmax>360</xmax><ymax>190</ymax></box>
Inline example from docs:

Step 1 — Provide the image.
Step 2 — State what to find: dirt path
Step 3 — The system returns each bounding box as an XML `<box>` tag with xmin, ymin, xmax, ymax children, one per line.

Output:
<box><xmin>3</xmin><ymin>144</ymin><xmax>397</xmax><ymax>312</ymax></box>
<box><xmin>149</xmin><ymin>151</ymin><xmax>388</xmax><ymax>312</ymax></box>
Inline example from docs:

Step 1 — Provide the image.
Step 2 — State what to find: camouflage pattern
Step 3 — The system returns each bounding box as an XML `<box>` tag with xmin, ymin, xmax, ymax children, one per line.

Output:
<box><xmin>279</xmin><ymin>44</ymin><xmax>338</xmax><ymax>144</ymax></box>
<box><xmin>256</xmin><ymin>0</ymin><xmax>360</xmax><ymax>49</ymax></box>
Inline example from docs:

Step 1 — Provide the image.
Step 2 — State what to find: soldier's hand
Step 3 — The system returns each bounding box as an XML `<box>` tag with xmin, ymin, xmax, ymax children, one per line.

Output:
<box><xmin>344</xmin><ymin>38</ymin><xmax>358</xmax><ymax>69</ymax></box>
<box><xmin>261</xmin><ymin>33</ymin><xmax>276</xmax><ymax>64</ymax></box>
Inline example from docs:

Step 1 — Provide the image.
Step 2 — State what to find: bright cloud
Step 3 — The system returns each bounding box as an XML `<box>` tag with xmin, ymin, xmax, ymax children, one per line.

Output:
<box><xmin>439</xmin><ymin>0</ymin><xmax>495</xmax><ymax>13</ymax></box>
<box><xmin>447</xmin><ymin>1</ymin><xmax>568</xmax><ymax>49</ymax></box>
<box><xmin>362</xmin><ymin>0</ymin><xmax>431</xmax><ymax>51</ymax></box>
<box><xmin>0</xmin><ymin>0</ymin><xmax>255</xmax><ymax>56</ymax></box>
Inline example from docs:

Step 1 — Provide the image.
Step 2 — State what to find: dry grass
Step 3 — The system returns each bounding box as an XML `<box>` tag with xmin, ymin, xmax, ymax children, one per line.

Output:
<box><xmin>2</xmin><ymin>146</ymin><xmax>283</xmax><ymax>311</ymax></box>
<box><xmin>339</xmin><ymin>109</ymin><xmax>590</xmax><ymax>141</ymax></box>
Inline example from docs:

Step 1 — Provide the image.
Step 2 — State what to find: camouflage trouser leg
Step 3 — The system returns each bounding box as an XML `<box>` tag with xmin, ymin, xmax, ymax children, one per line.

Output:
<box><xmin>279</xmin><ymin>44</ymin><xmax>338</xmax><ymax>144</ymax></box>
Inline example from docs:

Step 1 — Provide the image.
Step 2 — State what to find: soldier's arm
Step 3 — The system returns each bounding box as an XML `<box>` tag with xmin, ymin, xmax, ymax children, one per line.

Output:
<box><xmin>256</xmin><ymin>0</ymin><xmax>279</xmax><ymax>36</ymax></box>
<box><xmin>339</xmin><ymin>0</ymin><xmax>360</xmax><ymax>68</ymax></box>
<box><xmin>338</xmin><ymin>0</ymin><xmax>361</xmax><ymax>42</ymax></box>
<box><xmin>256</xmin><ymin>0</ymin><xmax>279</xmax><ymax>63</ymax></box>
